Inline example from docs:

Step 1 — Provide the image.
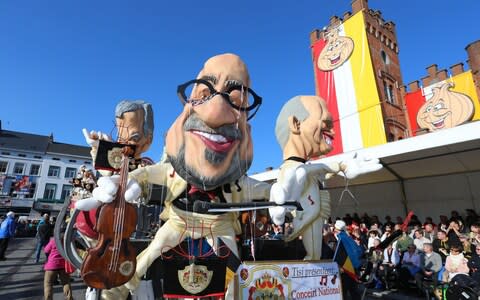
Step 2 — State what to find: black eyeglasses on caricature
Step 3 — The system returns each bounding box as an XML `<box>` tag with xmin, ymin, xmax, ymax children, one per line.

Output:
<box><xmin>177</xmin><ymin>79</ymin><xmax>262</xmax><ymax>120</ymax></box>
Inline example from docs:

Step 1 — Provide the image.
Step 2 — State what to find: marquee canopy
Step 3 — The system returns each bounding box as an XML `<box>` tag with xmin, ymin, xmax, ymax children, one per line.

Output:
<box><xmin>251</xmin><ymin>121</ymin><xmax>480</xmax><ymax>218</ymax></box>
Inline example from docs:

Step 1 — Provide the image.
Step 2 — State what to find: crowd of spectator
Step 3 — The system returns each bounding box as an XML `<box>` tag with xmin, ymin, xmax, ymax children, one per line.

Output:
<box><xmin>321</xmin><ymin>209</ymin><xmax>480</xmax><ymax>297</ymax></box>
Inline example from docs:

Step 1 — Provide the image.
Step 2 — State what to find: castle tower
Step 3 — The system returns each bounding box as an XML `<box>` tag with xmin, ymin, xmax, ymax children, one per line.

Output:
<box><xmin>310</xmin><ymin>0</ymin><xmax>411</xmax><ymax>156</ymax></box>
<box><xmin>353</xmin><ymin>0</ymin><xmax>411</xmax><ymax>140</ymax></box>
<box><xmin>466</xmin><ymin>40</ymin><xmax>480</xmax><ymax>98</ymax></box>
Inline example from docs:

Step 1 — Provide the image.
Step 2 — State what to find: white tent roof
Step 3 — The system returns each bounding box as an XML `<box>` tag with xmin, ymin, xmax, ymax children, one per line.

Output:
<box><xmin>251</xmin><ymin>121</ymin><xmax>480</xmax><ymax>219</ymax></box>
<box><xmin>251</xmin><ymin>121</ymin><xmax>480</xmax><ymax>188</ymax></box>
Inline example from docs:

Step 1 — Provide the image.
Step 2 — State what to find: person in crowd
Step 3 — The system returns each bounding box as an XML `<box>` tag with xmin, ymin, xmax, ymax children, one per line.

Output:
<box><xmin>271</xmin><ymin>224</ymin><xmax>284</xmax><ymax>240</ymax></box>
<box><xmin>450</xmin><ymin>210</ymin><xmax>465</xmax><ymax>229</ymax></box>
<box><xmin>343</xmin><ymin>214</ymin><xmax>353</xmax><ymax>225</ymax></box>
<box><xmin>469</xmin><ymin>223</ymin><xmax>480</xmax><ymax>245</ymax></box>
<box><xmin>468</xmin><ymin>244</ymin><xmax>480</xmax><ymax>282</ymax></box>
<box><xmin>465</xmin><ymin>209</ymin><xmax>479</xmax><ymax>230</ymax></box>
<box><xmin>409</xmin><ymin>215</ymin><xmax>422</xmax><ymax>227</ymax></box>
<box><xmin>334</xmin><ymin>219</ymin><xmax>364</xmax><ymax>299</ymax></box>
<box><xmin>383</xmin><ymin>215</ymin><xmax>395</xmax><ymax>231</ymax></box>
<box><xmin>380</xmin><ymin>224</ymin><xmax>392</xmax><ymax>242</ymax></box>
<box><xmin>398</xmin><ymin>244</ymin><xmax>421</xmax><ymax>286</ymax></box>
<box><xmin>370</xmin><ymin>217</ymin><xmax>383</xmax><ymax>232</ymax></box>
<box><xmin>0</xmin><ymin>211</ymin><xmax>16</xmax><ymax>260</ymax></box>
<box><xmin>413</xmin><ymin>229</ymin><xmax>430</xmax><ymax>252</ymax></box>
<box><xmin>43</xmin><ymin>235</ymin><xmax>73</xmax><ymax>300</ymax></box>
<box><xmin>459</xmin><ymin>234</ymin><xmax>474</xmax><ymax>260</ymax></box>
<box><xmin>447</xmin><ymin>219</ymin><xmax>463</xmax><ymax>249</ymax></box>
<box><xmin>352</xmin><ymin>213</ymin><xmax>361</xmax><ymax>225</ymax></box>
<box><xmin>395</xmin><ymin>216</ymin><xmax>404</xmax><ymax>225</ymax></box>
<box><xmin>323</xmin><ymin>223</ymin><xmax>338</xmax><ymax>252</ymax></box>
<box><xmin>360</xmin><ymin>213</ymin><xmax>372</xmax><ymax>228</ymax></box>
<box><xmin>395</xmin><ymin>225</ymin><xmax>413</xmax><ymax>259</ymax></box>
<box><xmin>364</xmin><ymin>238</ymin><xmax>383</xmax><ymax>287</ymax></box>
<box><xmin>35</xmin><ymin>213</ymin><xmax>52</xmax><ymax>263</ymax></box>
<box><xmin>367</xmin><ymin>229</ymin><xmax>381</xmax><ymax>249</ymax></box>
<box><xmin>445</xmin><ymin>245</ymin><xmax>469</xmax><ymax>282</ymax></box>
<box><xmin>408</xmin><ymin>224</ymin><xmax>421</xmax><ymax>239</ymax></box>
<box><xmin>432</xmin><ymin>229</ymin><xmax>450</xmax><ymax>263</ymax></box>
<box><xmin>439</xmin><ymin>215</ymin><xmax>449</xmax><ymax>232</ymax></box>
<box><xmin>423</xmin><ymin>216</ymin><xmax>436</xmax><ymax>227</ymax></box>
<box><xmin>423</xmin><ymin>223</ymin><xmax>436</xmax><ymax>242</ymax></box>
<box><xmin>379</xmin><ymin>243</ymin><xmax>399</xmax><ymax>289</ymax></box>
<box><xmin>414</xmin><ymin>243</ymin><xmax>442</xmax><ymax>294</ymax></box>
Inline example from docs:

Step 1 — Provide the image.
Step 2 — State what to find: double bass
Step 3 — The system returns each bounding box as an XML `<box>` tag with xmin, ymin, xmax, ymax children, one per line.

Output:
<box><xmin>81</xmin><ymin>144</ymin><xmax>138</xmax><ymax>289</ymax></box>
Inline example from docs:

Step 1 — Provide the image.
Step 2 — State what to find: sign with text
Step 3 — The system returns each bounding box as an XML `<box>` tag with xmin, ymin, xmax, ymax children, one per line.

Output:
<box><xmin>237</xmin><ymin>261</ymin><xmax>342</xmax><ymax>300</ymax></box>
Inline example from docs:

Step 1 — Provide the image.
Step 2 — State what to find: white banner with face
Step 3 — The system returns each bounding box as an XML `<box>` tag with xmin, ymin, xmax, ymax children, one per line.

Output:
<box><xmin>237</xmin><ymin>261</ymin><xmax>342</xmax><ymax>300</ymax></box>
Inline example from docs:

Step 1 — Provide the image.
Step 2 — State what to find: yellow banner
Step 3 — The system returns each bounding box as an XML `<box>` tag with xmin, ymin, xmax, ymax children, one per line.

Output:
<box><xmin>343</xmin><ymin>12</ymin><xmax>386</xmax><ymax>147</ymax></box>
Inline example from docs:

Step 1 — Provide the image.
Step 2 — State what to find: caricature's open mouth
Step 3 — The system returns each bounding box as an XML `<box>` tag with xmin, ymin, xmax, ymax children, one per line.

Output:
<box><xmin>329</xmin><ymin>54</ymin><xmax>341</xmax><ymax>65</ymax></box>
<box><xmin>191</xmin><ymin>130</ymin><xmax>235</xmax><ymax>152</ymax></box>
<box><xmin>323</xmin><ymin>132</ymin><xmax>334</xmax><ymax>146</ymax></box>
<box><xmin>431</xmin><ymin>117</ymin><xmax>446</xmax><ymax>128</ymax></box>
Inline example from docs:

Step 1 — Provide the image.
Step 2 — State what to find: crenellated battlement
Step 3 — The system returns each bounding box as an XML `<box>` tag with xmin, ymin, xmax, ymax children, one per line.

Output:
<box><xmin>402</xmin><ymin>41</ymin><xmax>480</xmax><ymax>93</ymax></box>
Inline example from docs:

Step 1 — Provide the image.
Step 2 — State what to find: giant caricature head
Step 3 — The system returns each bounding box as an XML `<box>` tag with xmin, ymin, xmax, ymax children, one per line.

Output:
<box><xmin>417</xmin><ymin>82</ymin><xmax>474</xmax><ymax>132</ymax></box>
<box><xmin>115</xmin><ymin>100</ymin><xmax>154</xmax><ymax>159</ymax></box>
<box><xmin>275</xmin><ymin>95</ymin><xmax>334</xmax><ymax>160</ymax></box>
<box><xmin>166</xmin><ymin>53</ymin><xmax>262</xmax><ymax>190</ymax></box>
<box><xmin>317</xmin><ymin>29</ymin><xmax>354</xmax><ymax>71</ymax></box>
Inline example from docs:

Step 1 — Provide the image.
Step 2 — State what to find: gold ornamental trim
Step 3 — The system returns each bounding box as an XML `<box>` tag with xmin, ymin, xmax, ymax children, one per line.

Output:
<box><xmin>107</xmin><ymin>147</ymin><xmax>123</xmax><ymax>169</ymax></box>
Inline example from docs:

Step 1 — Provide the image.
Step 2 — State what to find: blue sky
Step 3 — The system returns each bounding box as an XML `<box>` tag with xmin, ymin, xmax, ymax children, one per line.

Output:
<box><xmin>0</xmin><ymin>0</ymin><xmax>478</xmax><ymax>174</ymax></box>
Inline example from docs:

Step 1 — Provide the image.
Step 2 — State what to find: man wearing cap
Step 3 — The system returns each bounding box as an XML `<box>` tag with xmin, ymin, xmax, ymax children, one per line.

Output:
<box><xmin>334</xmin><ymin>219</ymin><xmax>346</xmax><ymax>233</ymax></box>
<box><xmin>0</xmin><ymin>211</ymin><xmax>16</xmax><ymax>260</ymax></box>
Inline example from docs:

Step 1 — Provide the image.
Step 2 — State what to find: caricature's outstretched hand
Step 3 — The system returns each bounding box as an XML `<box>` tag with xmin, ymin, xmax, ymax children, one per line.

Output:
<box><xmin>82</xmin><ymin>128</ymin><xmax>111</xmax><ymax>148</ymax></box>
<box><xmin>269</xmin><ymin>166</ymin><xmax>307</xmax><ymax>225</ymax></box>
<box><xmin>75</xmin><ymin>175</ymin><xmax>142</xmax><ymax>211</ymax></box>
<box><xmin>340</xmin><ymin>153</ymin><xmax>382</xmax><ymax>179</ymax></box>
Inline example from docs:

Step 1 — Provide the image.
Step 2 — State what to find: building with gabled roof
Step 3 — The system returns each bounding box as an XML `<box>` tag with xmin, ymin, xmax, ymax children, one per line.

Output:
<box><xmin>0</xmin><ymin>121</ymin><xmax>93</xmax><ymax>217</ymax></box>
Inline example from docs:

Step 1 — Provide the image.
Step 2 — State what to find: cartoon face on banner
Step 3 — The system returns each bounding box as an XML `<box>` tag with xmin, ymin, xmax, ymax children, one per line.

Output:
<box><xmin>317</xmin><ymin>29</ymin><xmax>354</xmax><ymax>71</ymax></box>
<box><xmin>417</xmin><ymin>82</ymin><xmax>474</xmax><ymax>131</ymax></box>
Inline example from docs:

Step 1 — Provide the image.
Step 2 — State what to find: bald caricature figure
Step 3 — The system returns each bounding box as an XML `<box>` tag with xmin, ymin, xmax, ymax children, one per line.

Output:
<box><xmin>76</xmin><ymin>54</ymin><xmax>269</xmax><ymax>299</ymax></box>
<box><xmin>270</xmin><ymin>95</ymin><xmax>382</xmax><ymax>260</ymax></box>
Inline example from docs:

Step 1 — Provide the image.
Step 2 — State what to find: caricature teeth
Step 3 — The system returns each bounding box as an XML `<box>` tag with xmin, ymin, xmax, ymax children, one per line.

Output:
<box><xmin>192</xmin><ymin>130</ymin><xmax>228</xmax><ymax>143</ymax></box>
<box><xmin>432</xmin><ymin>118</ymin><xmax>445</xmax><ymax>128</ymax></box>
<box><xmin>329</xmin><ymin>54</ymin><xmax>341</xmax><ymax>65</ymax></box>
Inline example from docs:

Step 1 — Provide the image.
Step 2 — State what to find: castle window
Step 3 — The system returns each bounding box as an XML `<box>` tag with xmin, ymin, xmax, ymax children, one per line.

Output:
<box><xmin>383</xmin><ymin>80</ymin><xmax>396</xmax><ymax>105</ymax></box>
<box><xmin>387</xmin><ymin>133</ymin><xmax>395</xmax><ymax>142</ymax></box>
<box><xmin>381</xmin><ymin>50</ymin><xmax>390</xmax><ymax>65</ymax></box>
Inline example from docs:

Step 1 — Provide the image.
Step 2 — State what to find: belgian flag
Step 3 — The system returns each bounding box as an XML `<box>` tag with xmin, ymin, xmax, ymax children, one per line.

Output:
<box><xmin>224</xmin><ymin>247</ymin><xmax>241</xmax><ymax>289</ymax></box>
<box><xmin>334</xmin><ymin>233</ymin><xmax>361</xmax><ymax>282</ymax></box>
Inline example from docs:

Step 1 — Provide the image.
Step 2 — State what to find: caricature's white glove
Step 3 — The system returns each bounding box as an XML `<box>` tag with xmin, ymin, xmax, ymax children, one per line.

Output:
<box><xmin>82</xmin><ymin>128</ymin><xmax>111</xmax><ymax>148</ymax></box>
<box><xmin>340</xmin><ymin>153</ymin><xmax>382</xmax><ymax>179</ymax></box>
<box><xmin>75</xmin><ymin>175</ymin><xmax>142</xmax><ymax>211</ymax></box>
<box><xmin>268</xmin><ymin>166</ymin><xmax>307</xmax><ymax>225</ymax></box>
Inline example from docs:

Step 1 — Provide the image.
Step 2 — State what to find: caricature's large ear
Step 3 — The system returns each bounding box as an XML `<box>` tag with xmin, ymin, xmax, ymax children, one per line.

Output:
<box><xmin>288</xmin><ymin>115</ymin><xmax>301</xmax><ymax>135</ymax></box>
<box><xmin>145</xmin><ymin>134</ymin><xmax>153</xmax><ymax>149</ymax></box>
